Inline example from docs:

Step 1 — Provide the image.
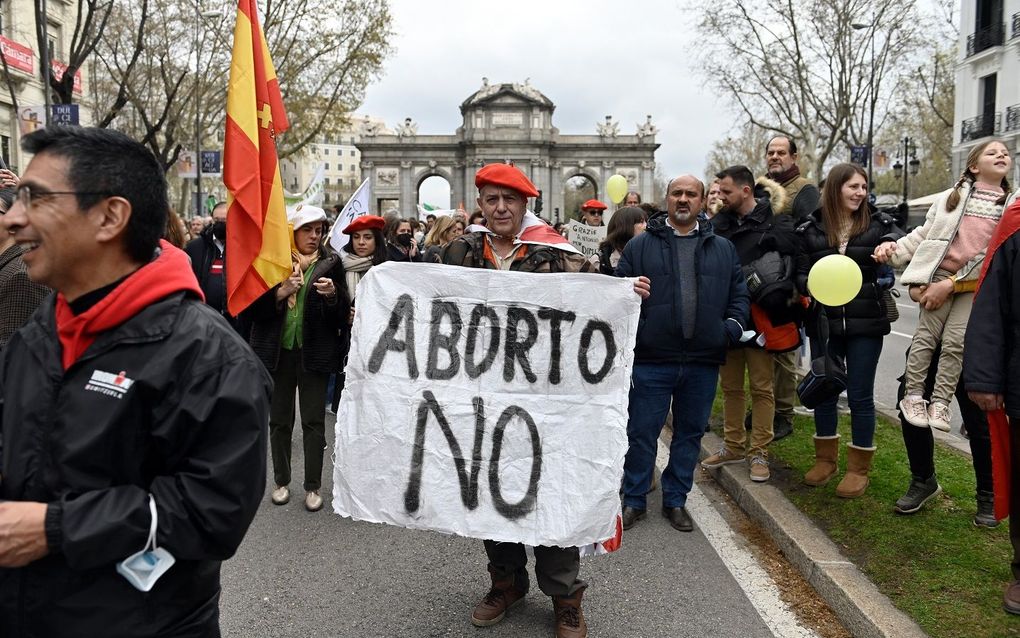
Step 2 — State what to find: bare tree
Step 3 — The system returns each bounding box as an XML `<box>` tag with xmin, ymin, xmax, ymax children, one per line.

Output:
<box><xmin>694</xmin><ymin>0</ymin><xmax>930</xmax><ymax>179</ymax></box>
<box><xmin>33</xmin><ymin>0</ymin><xmax>116</xmax><ymax>105</ymax></box>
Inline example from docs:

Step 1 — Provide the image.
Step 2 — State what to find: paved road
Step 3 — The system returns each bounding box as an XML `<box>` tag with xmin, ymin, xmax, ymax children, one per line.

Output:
<box><xmin>219</xmin><ymin>413</ymin><xmax>811</xmax><ymax>637</ymax></box>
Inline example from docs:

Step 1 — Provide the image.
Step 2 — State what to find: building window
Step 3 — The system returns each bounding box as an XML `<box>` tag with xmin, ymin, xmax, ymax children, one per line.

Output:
<box><xmin>325</xmin><ymin>177</ymin><xmax>330</xmax><ymax>185</ymax></box>
<box><xmin>0</xmin><ymin>135</ymin><xmax>11</xmax><ymax>173</ymax></box>
<box><xmin>325</xmin><ymin>162</ymin><xmax>329</xmax><ymax>170</ymax></box>
<box><xmin>324</xmin><ymin>148</ymin><xmax>329</xmax><ymax>155</ymax></box>
<box><xmin>349</xmin><ymin>150</ymin><xmax>355</xmax><ymax>156</ymax></box>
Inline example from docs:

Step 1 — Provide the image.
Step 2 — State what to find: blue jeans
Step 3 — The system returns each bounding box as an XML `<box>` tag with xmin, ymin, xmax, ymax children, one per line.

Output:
<box><xmin>623</xmin><ymin>362</ymin><xmax>720</xmax><ymax>510</ymax></box>
<box><xmin>809</xmin><ymin>335</ymin><xmax>883</xmax><ymax>448</ymax></box>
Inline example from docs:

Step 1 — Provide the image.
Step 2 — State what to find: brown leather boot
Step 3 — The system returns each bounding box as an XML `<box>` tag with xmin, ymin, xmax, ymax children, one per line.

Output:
<box><xmin>803</xmin><ymin>435</ymin><xmax>839</xmax><ymax>486</ymax></box>
<box><xmin>835</xmin><ymin>444</ymin><xmax>876</xmax><ymax>498</ymax></box>
<box><xmin>470</xmin><ymin>571</ymin><xmax>526</xmax><ymax>627</ymax></box>
<box><xmin>553</xmin><ymin>588</ymin><xmax>588</xmax><ymax>638</ymax></box>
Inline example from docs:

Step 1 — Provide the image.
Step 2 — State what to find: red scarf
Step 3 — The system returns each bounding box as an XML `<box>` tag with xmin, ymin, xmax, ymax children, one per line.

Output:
<box><xmin>975</xmin><ymin>199</ymin><xmax>1020</xmax><ymax>520</ymax></box>
<box><xmin>54</xmin><ymin>240</ymin><xmax>205</xmax><ymax>370</ymax></box>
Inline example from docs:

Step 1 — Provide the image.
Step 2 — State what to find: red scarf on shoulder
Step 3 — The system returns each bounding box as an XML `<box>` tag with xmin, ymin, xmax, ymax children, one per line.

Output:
<box><xmin>54</xmin><ymin>240</ymin><xmax>204</xmax><ymax>370</ymax></box>
<box><xmin>975</xmin><ymin>199</ymin><xmax>1020</xmax><ymax>520</ymax></box>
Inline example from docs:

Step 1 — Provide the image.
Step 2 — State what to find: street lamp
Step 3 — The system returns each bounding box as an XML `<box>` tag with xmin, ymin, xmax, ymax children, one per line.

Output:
<box><xmin>891</xmin><ymin>137</ymin><xmax>920</xmax><ymax>204</ymax></box>
<box><xmin>851</xmin><ymin>21</ymin><xmax>877</xmax><ymax>192</ymax></box>
<box><xmin>195</xmin><ymin>6</ymin><xmax>223</xmax><ymax>218</ymax></box>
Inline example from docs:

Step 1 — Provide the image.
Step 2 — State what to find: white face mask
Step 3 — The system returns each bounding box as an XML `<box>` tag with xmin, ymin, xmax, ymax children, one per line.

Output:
<box><xmin>116</xmin><ymin>494</ymin><xmax>176</xmax><ymax>592</ymax></box>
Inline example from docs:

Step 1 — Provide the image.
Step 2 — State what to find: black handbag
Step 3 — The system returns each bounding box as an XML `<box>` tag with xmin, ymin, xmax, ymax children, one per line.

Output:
<box><xmin>796</xmin><ymin>307</ymin><xmax>848</xmax><ymax>409</ymax></box>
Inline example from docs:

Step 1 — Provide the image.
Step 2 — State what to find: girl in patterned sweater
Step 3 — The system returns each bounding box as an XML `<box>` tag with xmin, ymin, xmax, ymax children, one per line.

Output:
<box><xmin>874</xmin><ymin>140</ymin><xmax>1015</xmax><ymax>431</ymax></box>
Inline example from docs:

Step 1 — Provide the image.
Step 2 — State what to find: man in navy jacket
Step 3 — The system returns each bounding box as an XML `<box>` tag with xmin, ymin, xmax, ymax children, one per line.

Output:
<box><xmin>616</xmin><ymin>174</ymin><xmax>749</xmax><ymax>532</ymax></box>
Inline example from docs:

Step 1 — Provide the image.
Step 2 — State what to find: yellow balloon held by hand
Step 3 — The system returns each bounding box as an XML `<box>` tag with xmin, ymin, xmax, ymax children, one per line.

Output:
<box><xmin>807</xmin><ymin>254</ymin><xmax>863</xmax><ymax>306</ymax></box>
<box><xmin>606</xmin><ymin>174</ymin><xmax>628</xmax><ymax>204</ymax></box>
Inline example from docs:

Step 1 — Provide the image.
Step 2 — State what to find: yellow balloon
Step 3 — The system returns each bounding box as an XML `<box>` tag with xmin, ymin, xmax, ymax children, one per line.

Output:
<box><xmin>807</xmin><ymin>254</ymin><xmax>863</xmax><ymax>306</ymax></box>
<box><xmin>606</xmin><ymin>174</ymin><xmax>628</xmax><ymax>204</ymax></box>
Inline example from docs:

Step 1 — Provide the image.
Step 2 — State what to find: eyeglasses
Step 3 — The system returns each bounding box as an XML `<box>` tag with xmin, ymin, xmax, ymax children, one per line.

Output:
<box><xmin>586</xmin><ymin>210</ymin><xmax>603</xmax><ymax>216</ymax></box>
<box><xmin>15</xmin><ymin>184</ymin><xmax>110</xmax><ymax>210</ymax></box>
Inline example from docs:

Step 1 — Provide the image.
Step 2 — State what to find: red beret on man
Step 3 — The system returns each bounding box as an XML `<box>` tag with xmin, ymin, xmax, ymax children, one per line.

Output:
<box><xmin>474</xmin><ymin>163</ymin><xmax>539</xmax><ymax>198</ymax></box>
<box><xmin>581</xmin><ymin>199</ymin><xmax>607</xmax><ymax>211</ymax></box>
<box><xmin>342</xmin><ymin>214</ymin><xmax>386</xmax><ymax>235</ymax></box>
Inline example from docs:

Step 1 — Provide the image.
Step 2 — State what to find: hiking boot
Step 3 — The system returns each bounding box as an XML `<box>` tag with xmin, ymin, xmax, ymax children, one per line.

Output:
<box><xmin>271</xmin><ymin>485</ymin><xmax>290</xmax><ymax>505</ymax></box>
<box><xmin>928</xmin><ymin>401</ymin><xmax>952</xmax><ymax>432</ymax></box>
<box><xmin>702</xmin><ymin>446</ymin><xmax>743</xmax><ymax>469</ymax></box>
<box><xmin>471</xmin><ymin>572</ymin><xmax>527</xmax><ymax>627</ymax></box>
<box><xmin>804</xmin><ymin>435</ymin><xmax>839</xmax><ymax>486</ymax></box>
<box><xmin>975</xmin><ymin>490</ymin><xmax>999</xmax><ymax>528</ymax></box>
<box><xmin>835</xmin><ymin>445</ymin><xmax>875</xmax><ymax>498</ymax></box>
<box><xmin>621</xmin><ymin>506</ymin><xmax>646</xmax><ymax>530</ymax></box>
<box><xmin>553</xmin><ymin>588</ymin><xmax>587</xmax><ymax>638</ymax></box>
<box><xmin>748</xmin><ymin>452</ymin><xmax>770</xmax><ymax>482</ymax></box>
<box><xmin>894</xmin><ymin>475</ymin><xmax>941</xmax><ymax>514</ymax></box>
<box><xmin>772</xmin><ymin>416</ymin><xmax>794</xmax><ymax>441</ymax></box>
<box><xmin>304</xmin><ymin>490</ymin><xmax>323</xmax><ymax>512</ymax></box>
<box><xmin>899</xmin><ymin>394</ymin><xmax>928</xmax><ymax>427</ymax></box>
<box><xmin>1005</xmin><ymin>581</ymin><xmax>1020</xmax><ymax>615</ymax></box>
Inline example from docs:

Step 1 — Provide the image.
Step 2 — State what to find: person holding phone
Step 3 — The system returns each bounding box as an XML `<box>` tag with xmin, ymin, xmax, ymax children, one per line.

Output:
<box><xmin>246</xmin><ymin>205</ymin><xmax>349</xmax><ymax>512</ymax></box>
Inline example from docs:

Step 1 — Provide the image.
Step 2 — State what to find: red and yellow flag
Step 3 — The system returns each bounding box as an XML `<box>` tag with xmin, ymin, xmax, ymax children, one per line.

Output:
<box><xmin>223</xmin><ymin>0</ymin><xmax>291</xmax><ymax>316</ymax></box>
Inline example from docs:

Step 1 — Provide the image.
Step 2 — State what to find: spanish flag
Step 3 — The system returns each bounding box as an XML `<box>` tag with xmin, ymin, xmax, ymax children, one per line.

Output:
<box><xmin>223</xmin><ymin>0</ymin><xmax>291</xmax><ymax>316</ymax></box>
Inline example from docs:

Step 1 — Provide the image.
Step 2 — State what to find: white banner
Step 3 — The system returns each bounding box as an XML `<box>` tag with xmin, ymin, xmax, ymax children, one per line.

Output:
<box><xmin>333</xmin><ymin>262</ymin><xmax>640</xmax><ymax>547</ymax></box>
<box><xmin>328</xmin><ymin>177</ymin><xmax>371</xmax><ymax>253</ymax></box>
<box><xmin>286</xmin><ymin>164</ymin><xmax>325</xmax><ymax>208</ymax></box>
<box><xmin>567</xmin><ymin>220</ymin><xmax>606</xmax><ymax>259</ymax></box>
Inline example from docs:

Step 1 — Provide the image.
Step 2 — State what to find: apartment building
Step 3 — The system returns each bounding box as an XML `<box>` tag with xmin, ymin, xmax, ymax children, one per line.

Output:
<box><xmin>953</xmin><ymin>0</ymin><xmax>1020</xmax><ymax>183</ymax></box>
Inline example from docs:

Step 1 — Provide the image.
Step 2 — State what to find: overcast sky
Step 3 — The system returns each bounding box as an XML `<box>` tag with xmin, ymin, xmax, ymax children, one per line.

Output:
<box><xmin>358</xmin><ymin>0</ymin><xmax>734</xmax><ymax>208</ymax></box>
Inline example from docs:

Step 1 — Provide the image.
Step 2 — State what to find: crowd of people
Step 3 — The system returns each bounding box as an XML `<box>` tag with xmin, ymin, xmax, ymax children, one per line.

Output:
<box><xmin>2</xmin><ymin>125</ymin><xmax>1020</xmax><ymax>638</ymax></box>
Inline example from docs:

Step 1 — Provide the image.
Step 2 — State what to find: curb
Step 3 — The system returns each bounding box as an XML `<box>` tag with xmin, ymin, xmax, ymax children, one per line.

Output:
<box><xmin>699</xmin><ymin>431</ymin><xmax>929</xmax><ymax>638</ymax></box>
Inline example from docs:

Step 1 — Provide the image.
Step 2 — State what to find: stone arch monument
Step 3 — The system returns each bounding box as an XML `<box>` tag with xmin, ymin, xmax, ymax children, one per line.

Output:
<box><xmin>357</xmin><ymin>79</ymin><xmax>659</xmax><ymax>220</ymax></box>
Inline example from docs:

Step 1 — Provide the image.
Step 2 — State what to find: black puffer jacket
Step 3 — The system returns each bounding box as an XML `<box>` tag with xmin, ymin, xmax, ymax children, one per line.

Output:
<box><xmin>0</xmin><ymin>293</ymin><xmax>270</xmax><ymax>638</ymax></box>
<box><xmin>964</xmin><ymin>230</ymin><xmax>1020</xmax><ymax>418</ymax></box>
<box><xmin>795</xmin><ymin>207</ymin><xmax>904</xmax><ymax>338</ymax></box>
<box><xmin>246</xmin><ymin>249</ymin><xmax>349</xmax><ymax>373</ymax></box>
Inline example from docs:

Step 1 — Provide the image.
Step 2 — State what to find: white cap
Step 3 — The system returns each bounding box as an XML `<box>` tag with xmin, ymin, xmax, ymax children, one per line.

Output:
<box><xmin>288</xmin><ymin>204</ymin><xmax>327</xmax><ymax>231</ymax></box>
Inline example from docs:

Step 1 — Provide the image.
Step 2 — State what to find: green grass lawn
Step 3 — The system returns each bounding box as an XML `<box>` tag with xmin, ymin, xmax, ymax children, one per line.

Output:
<box><xmin>709</xmin><ymin>396</ymin><xmax>1020</xmax><ymax>638</ymax></box>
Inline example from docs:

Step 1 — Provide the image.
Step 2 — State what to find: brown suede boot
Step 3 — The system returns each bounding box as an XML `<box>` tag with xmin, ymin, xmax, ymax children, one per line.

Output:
<box><xmin>471</xmin><ymin>570</ymin><xmax>527</xmax><ymax>627</ymax></box>
<box><xmin>835</xmin><ymin>445</ymin><xmax>876</xmax><ymax>498</ymax></box>
<box><xmin>553</xmin><ymin>588</ymin><xmax>588</xmax><ymax>638</ymax></box>
<box><xmin>803</xmin><ymin>435</ymin><xmax>840</xmax><ymax>486</ymax></box>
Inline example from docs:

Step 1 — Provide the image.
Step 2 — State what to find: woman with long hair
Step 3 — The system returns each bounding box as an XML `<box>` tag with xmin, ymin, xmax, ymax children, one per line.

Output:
<box><xmin>874</xmin><ymin>139</ymin><xmax>1015</xmax><ymax>521</ymax></box>
<box><xmin>795</xmin><ymin>163</ymin><xmax>903</xmax><ymax>498</ymax></box>
<box><xmin>246</xmin><ymin>205</ymin><xmax>348</xmax><ymax>512</ymax></box>
<box><xmin>329</xmin><ymin>215</ymin><xmax>388</xmax><ymax>413</ymax></box>
<box><xmin>422</xmin><ymin>216</ymin><xmax>465</xmax><ymax>263</ymax></box>
<box><xmin>597</xmin><ymin>206</ymin><xmax>647</xmax><ymax>275</ymax></box>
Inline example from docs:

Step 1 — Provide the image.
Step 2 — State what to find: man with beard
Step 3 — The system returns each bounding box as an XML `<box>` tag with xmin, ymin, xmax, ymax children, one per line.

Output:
<box><xmin>703</xmin><ymin>166</ymin><xmax>798</xmax><ymax>482</ymax></box>
<box><xmin>184</xmin><ymin>201</ymin><xmax>238</xmax><ymax>330</ymax></box>
<box><xmin>763</xmin><ymin>136</ymin><xmax>818</xmax><ymax>438</ymax></box>
<box><xmin>765</xmin><ymin>136</ymin><xmax>819</xmax><ymax>221</ymax></box>
<box><xmin>616</xmin><ymin>175</ymin><xmax>749</xmax><ymax>532</ymax></box>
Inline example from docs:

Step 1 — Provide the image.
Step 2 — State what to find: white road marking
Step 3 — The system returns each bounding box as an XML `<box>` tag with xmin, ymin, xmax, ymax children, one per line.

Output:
<box><xmin>890</xmin><ymin>330</ymin><xmax>914</xmax><ymax>339</ymax></box>
<box><xmin>655</xmin><ymin>443</ymin><xmax>820</xmax><ymax>638</ymax></box>
<box><xmin>895</xmin><ymin>302</ymin><xmax>917</xmax><ymax>311</ymax></box>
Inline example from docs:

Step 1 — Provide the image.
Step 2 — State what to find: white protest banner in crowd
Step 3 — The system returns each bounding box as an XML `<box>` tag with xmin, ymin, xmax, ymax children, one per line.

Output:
<box><xmin>566</xmin><ymin>220</ymin><xmax>606</xmax><ymax>259</ymax></box>
<box><xmin>328</xmin><ymin>177</ymin><xmax>371</xmax><ymax>253</ymax></box>
<box><xmin>333</xmin><ymin>262</ymin><xmax>640</xmax><ymax>547</ymax></box>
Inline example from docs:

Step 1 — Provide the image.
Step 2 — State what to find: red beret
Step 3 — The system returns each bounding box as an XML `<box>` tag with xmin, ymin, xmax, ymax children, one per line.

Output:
<box><xmin>474</xmin><ymin>164</ymin><xmax>539</xmax><ymax>198</ymax></box>
<box><xmin>343</xmin><ymin>215</ymin><xmax>386</xmax><ymax>235</ymax></box>
<box><xmin>582</xmin><ymin>199</ymin><xmax>607</xmax><ymax>211</ymax></box>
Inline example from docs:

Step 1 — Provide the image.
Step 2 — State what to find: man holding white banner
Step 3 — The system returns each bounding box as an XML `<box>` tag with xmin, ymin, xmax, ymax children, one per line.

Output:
<box><xmin>445</xmin><ymin>164</ymin><xmax>648</xmax><ymax>638</ymax></box>
<box><xmin>333</xmin><ymin>163</ymin><xmax>648</xmax><ymax>638</ymax></box>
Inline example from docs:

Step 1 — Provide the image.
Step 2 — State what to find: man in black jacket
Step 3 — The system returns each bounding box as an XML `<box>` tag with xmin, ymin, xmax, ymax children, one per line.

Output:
<box><xmin>703</xmin><ymin>165</ymin><xmax>798</xmax><ymax>483</ymax></box>
<box><xmin>616</xmin><ymin>174</ymin><xmax>749</xmax><ymax>532</ymax></box>
<box><xmin>0</xmin><ymin>126</ymin><xmax>270</xmax><ymax>638</ymax></box>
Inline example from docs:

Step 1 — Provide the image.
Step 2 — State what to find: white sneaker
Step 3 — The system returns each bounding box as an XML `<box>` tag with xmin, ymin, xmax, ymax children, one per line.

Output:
<box><xmin>271</xmin><ymin>485</ymin><xmax>290</xmax><ymax>505</ymax></box>
<box><xmin>899</xmin><ymin>395</ymin><xmax>929</xmax><ymax>427</ymax></box>
<box><xmin>928</xmin><ymin>401</ymin><xmax>952</xmax><ymax>432</ymax></box>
